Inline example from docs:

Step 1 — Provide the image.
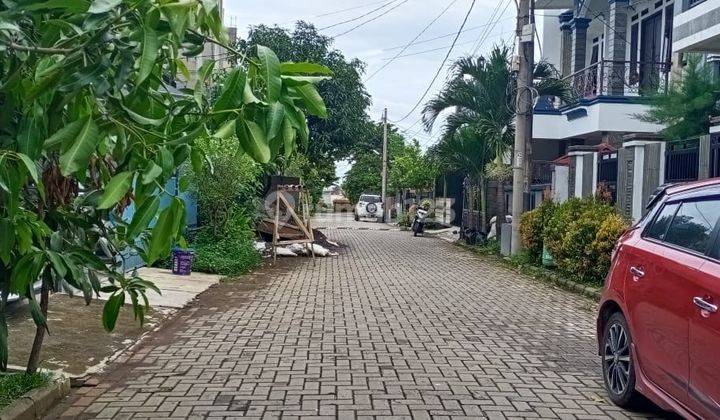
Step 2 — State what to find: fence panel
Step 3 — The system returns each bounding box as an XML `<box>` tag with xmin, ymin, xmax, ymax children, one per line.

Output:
<box><xmin>597</xmin><ymin>151</ymin><xmax>618</xmax><ymax>203</ymax></box>
<box><xmin>711</xmin><ymin>134</ymin><xmax>720</xmax><ymax>179</ymax></box>
<box><xmin>665</xmin><ymin>138</ymin><xmax>699</xmax><ymax>183</ymax></box>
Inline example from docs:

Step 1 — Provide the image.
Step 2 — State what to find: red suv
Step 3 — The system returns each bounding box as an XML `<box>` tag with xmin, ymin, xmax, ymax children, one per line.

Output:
<box><xmin>598</xmin><ymin>179</ymin><xmax>720</xmax><ymax>418</ymax></box>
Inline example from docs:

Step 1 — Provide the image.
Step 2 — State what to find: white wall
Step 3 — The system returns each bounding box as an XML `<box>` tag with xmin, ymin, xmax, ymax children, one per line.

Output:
<box><xmin>553</xmin><ymin>165</ymin><xmax>569</xmax><ymax>203</ymax></box>
<box><xmin>533</xmin><ymin>101</ymin><xmax>665</xmax><ymax>139</ymax></box>
<box><xmin>541</xmin><ymin>13</ymin><xmax>562</xmax><ymax>69</ymax></box>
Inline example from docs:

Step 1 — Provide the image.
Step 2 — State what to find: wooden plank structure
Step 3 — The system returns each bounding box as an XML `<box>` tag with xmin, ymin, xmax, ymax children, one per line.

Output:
<box><xmin>271</xmin><ymin>184</ymin><xmax>315</xmax><ymax>263</ymax></box>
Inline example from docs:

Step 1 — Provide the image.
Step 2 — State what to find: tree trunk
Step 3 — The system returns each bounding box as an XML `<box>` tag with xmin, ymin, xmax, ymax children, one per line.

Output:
<box><xmin>26</xmin><ymin>270</ymin><xmax>50</xmax><ymax>374</ymax></box>
<box><xmin>479</xmin><ymin>174</ymin><xmax>487</xmax><ymax>233</ymax></box>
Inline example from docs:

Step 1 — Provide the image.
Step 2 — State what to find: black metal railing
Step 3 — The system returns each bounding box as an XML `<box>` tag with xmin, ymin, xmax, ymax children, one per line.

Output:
<box><xmin>688</xmin><ymin>0</ymin><xmax>707</xmax><ymax>9</ymax></box>
<box><xmin>564</xmin><ymin>60</ymin><xmax>670</xmax><ymax>103</ymax></box>
<box><xmin>665</xmin><ymin>138</ymin><xmax>700</xmax><ymax>183</ymax></box>
<box><xmin>531</xmin><ymin>160</ymin><xmax>554</xmax><ymax>185</ymax></box>
<box><xmin>597</xmin><ymin>151</ymin><xmax>619</xmax><ymax>203</ymax></box>
<box><xmin>711</xmin><ymin>134</ymin><xmax>720</xmax><ymax>179</ymax></box>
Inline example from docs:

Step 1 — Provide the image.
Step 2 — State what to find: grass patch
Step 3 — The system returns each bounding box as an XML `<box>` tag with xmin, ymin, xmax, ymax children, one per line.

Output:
<box><xmin>0</xmin><ymin>372</ymin><xmax>50</xmax><ymax>409</ymax></box>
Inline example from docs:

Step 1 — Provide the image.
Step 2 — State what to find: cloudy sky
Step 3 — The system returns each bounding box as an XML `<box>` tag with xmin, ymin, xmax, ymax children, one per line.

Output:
<box><xmin>223</xmin><ymin>0</ymin><xmax>527</xmax><ymax>179</ymax></box>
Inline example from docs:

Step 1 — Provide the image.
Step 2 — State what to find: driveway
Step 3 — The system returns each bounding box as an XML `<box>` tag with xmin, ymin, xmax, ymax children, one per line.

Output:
<box><xmin>52</xmin><ymin>213</ymin><xmax>665</xmax><ymax>419</ymax></box>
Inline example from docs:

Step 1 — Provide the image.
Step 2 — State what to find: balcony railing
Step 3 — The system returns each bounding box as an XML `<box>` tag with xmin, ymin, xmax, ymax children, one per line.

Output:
<box><xmin>563</xmin><ymin>60</ymin><xmax>670</xmax><ymax>103</ymax></box>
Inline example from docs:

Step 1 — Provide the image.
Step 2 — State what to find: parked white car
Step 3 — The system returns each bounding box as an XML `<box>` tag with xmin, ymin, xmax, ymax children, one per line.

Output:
<box><xmin>354</xmin><ymin>194</ymin><xmax>383</xmax><ymax>221</ymax></box>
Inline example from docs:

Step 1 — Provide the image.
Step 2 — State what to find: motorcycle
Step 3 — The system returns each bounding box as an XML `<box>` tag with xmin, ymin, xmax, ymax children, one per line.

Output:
<box><xmin>411</xmin><ymin>207</ymin><xmax>429</xmax><ymax>236</ymax></box>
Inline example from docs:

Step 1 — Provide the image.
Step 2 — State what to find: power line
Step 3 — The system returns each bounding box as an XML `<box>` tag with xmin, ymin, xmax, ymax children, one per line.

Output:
<box><xmin>319</xmin><ymin>0</ymin><xmax>398</xmax><ymax>31</ymax></box>
<box><xmin>316</xmin><ymin>0</ymin><xmax>391</xmax><ymax>18</ymax></box>
<box><xmin>393</xmin><ymin>0</ymin><xmax>477</xmax><ymax>124</ymax></box>
<box><xmin>468</xmin><ymin>0</ymin><xmax>507</xmax><ymax>55</ymax></box>
<box><xmin>381</xmin><ymin>29</ymin><xmax>512</xmax><ymax>60</ymax></box>
<box><xmin>333</xmin><ymin>0</ymin><xmax>411</xmax><ymax>38</ymax></box>
<box><xmin>366</xmin><ymin>0</ymin><xmax>460</xmax><ymax>81</ymax></box>
<box><xmin>382</xmin><ymin>17</ymin><xmax>515</xmax><ymax>52</ymax></box>
<box><xmin>472</xmin><ymin>0</ymin><xmax>513</xmax><ymax>55</ymax></box>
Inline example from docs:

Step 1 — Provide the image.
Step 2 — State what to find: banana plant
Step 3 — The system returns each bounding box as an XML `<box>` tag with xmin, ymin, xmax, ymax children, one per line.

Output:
<box><xmin>0</xmin><ymin>0</ymin><xmax>329</xmax><ymax>373</ymax></box>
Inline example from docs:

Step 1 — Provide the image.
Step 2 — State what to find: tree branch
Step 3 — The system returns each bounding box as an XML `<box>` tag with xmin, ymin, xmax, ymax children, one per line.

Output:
<box><xmin>6</xmin><ymin>42</ymin><xmax>72</xmax><ymax>54</ymax></box>
<box><xmin>187</xmin><ymin>29</ymin><xmax>253</xmax><ymax>64</ymax></box>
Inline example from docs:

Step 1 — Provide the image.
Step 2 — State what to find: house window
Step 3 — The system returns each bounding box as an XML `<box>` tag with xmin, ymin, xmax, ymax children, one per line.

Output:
<box><xmin>664</xmin><ymin>4</ymin><xmax>674</xmax><ymax>64</ymax></box>
<box><xmin>630</xmin><ymin>23</ymin><xmax>639</xmax><ymax>84</ymax></box>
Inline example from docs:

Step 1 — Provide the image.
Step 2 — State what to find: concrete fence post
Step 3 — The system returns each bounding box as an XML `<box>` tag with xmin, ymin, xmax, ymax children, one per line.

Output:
<box><xmin>568</xmin><ymin>146</ymin><xmax>596</xmax><ymax>198</ymax></box>
<box><xmin>699</xmin><ymin>135</ymin><xmax>711</xmax><ymax>180</ymax></box>
<box><xmin>552</xmin><ymin>164</ymin><xmax>569</xmax><ymax>203</ymax></box>
<box><xmin>619</xmin><ymin>133</ymin><xmax>665</xmax><ymax>222</ymax></box>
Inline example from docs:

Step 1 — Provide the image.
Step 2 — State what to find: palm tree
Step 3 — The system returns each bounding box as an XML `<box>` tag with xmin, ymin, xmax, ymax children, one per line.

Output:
<box><xmin>423</xmin><ymin>44</ymin><xmax>570</xmax><ymax>235</ymax></box>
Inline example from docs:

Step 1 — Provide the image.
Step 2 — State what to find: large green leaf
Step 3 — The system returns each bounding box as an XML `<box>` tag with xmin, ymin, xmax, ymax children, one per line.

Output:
<box><xmin>281</xmin><ymin>117</ymin><xmax>296</xmax><ymax>159</ymax></box>
<box><xmin>141</xmin><ymin>162</ymin><xmax>162</xmax><ymax>185</ymax></box>
<box><xmin>280</xmin><ymin>62</ymin><xmax>333</xmax><ymax>76</ymax></box>
<box><xmin>266</xmin><ymin>101</ymin><xmax>285</xmax><ymax>140</ymax></box>
<box><xmin>98</xmin><ymin>171</ymin><xmax>133</xmax><ymax>209</ymax></box>
<box><xmin>212</xmin><ymin>119</ymin><xmax>235</xmax><ymax>139</ymax></box>
<box><xmin>256</xmin><ymin>45</ymin><xmax>281</xmax><ymax>102</ymax></box>
<box><xmin>44</xmin><ymin>118</ymin><xmax>86</xmax><ymax>150</ymax></box>
<box><xmin>126</xmin><ymin>196</ymin><xmax>160</xmax><ymax>239</ymax></box>
<box><xmin>18</xmin><ymin>112</ymin><xmax>44</xmax><ymax>160</ymax></box>
<box><xmin>88</xmin><ymin>0</ymin><xmax>121</xmax><ymax>13</ymax></box>
<box><xmin>236</xmin><ymin>119</ymin><xmax>270</xmax><ymax>164</ymax></box>
<box><xmin>0</xmin><ymin>220</ymin><xmax>15</xmax><ymax>265</ymax></box>
<box><xmin>280</xmin><ymin>75</ymin><xmax>331</xmax><ymax>86</ymax></box>
<box><xmin>137</xmin><ymin>25</ymin><xmax>159</xmax><ymax>85</ymax></box>
<box><xmin>213</xmin><ymin>68</ymin><xmax>246</xmax><ymax>112</ymax></box>
<box><xmin>146</xmin><ymin>205</ymin><xmax>175</xmax><ymax>264</ymax></box>
<box><xmin>292</xmin><ymin>84</ymin><xmax>327</xmax><ymax>118</ymax></box>
<box><xmin>59</xmin><ymin>116</ymin><xmax>100</xmax><ymax>176</ymax></box>
<box><xmin>102</xmin><ymin>292</ymin><xmax>125</xmax><ymax>331</ymax></box>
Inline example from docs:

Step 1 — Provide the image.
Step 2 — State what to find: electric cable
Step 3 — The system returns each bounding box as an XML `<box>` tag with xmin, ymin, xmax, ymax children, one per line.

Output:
<box><xmin>366</xmin><ymin>0</ymin><xmax>460</xmax><ymax>81</ymax></box>
<box><xmin>319</xmin><ymin>0</ymin><xmax>398</xmax><ymax>31</ymax></box>
<box><xmin>333</xmin><ymin>0</ymin><xmax>411</xmax><ymax>38</ymax></box>
<box><xmin>393</xmin><ymin>0</ymin><xmax>478</xmax><ymax>124</ymax></box>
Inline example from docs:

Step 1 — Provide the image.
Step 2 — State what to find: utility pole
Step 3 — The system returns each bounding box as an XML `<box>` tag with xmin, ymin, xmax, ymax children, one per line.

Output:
<box><xmin>381</xmin><ymin>108</ymin><xmax>389</xmax><ymax>223</ymax></box>
<box><xmin>511</xmin><ymin>0</ymin><xmax>535</xmax><ymax>255</ymax></box>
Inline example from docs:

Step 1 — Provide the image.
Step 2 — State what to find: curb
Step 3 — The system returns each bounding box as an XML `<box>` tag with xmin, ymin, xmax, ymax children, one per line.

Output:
<box><xmin>0</xmin><ymin>377</ymin><xmax>70</xmax><ymax>420</ymax></box>
<box><xmin>453</xmin><ymin>242</ymin><xmax>603</xmax><ymax>302</ymax></box>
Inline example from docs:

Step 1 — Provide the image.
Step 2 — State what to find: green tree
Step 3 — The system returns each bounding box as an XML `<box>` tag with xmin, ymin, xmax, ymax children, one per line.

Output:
<box><xmin>342</xmin><ymin>124</ymin><xmax>405</xmax><ymax>203</ymax></box>
<box><xmin>239</xmin><ymin>22</ymin><xmax>374</xmax><ymax>189</ymax></box>
<box><xmin>390</xmin><ymin>139</ymin><xmax>438</xmax><ymax>194</ymax></box>
<box><xmin>639</xmin><ymin>54</ymin><xmax>720</xmax><ymax>140</ymax></box>
<box><xmin>0</xmin><ymin>0</ymin><xmax>328</xmax><ymax>373</ymax></box>
<box><xmin>423</xmin><ymin>45</ymin><xmax>569</xmax><ymax>231</ymax></box>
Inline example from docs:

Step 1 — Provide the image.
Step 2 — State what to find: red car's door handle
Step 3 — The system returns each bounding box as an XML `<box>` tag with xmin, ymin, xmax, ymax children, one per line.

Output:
<box><xmin>693</xmin><ymin>297</ymin><xmax>718</xmax><ymax>314</ymax></box>
<box><xmin>629</xmin><ymin>266</ymin><xmax>645</xmax><ymax>278</ymax></box>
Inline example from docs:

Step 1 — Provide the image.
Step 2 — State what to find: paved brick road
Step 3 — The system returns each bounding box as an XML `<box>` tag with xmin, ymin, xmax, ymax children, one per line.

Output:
<box><xmin>53</xmin><ymin>214</ymin><xmax>665</xmax><ymax>419</ymax></box>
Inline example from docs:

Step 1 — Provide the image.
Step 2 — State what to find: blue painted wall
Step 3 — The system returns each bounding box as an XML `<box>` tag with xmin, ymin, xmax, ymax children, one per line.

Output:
<box><xmin>115</xmin><ymin>175</ymin><xmax>198</xmax><ymax>272</ymax></box>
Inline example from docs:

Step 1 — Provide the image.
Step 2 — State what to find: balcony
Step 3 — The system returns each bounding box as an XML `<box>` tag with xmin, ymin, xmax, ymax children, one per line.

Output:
<box><xmin>533</xmin><ymin>60</ymin><xmax>668</xmax><ymax>140</ymax></box>
<box><xmin>673</xmin><ymin>0</ymin><xmax>720</xmax><ymax>53</ymax></box>
<box><xmin>564</xmin><ymin>60</ymin><xmax>670</xmax><ymax>103</ymax></box>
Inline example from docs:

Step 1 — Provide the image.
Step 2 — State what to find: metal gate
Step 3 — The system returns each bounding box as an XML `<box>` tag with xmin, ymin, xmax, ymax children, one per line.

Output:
<box><xmin>711</xmin><ymin>134</ymin><xmax>720</xmax><ymax>179</ymax></box>
<box><xmin>597</xmin><ymin>151</ymin><xmax>618</xmax><ymax>203</ymax></box>
<box><xmin>665</xmin><ymin>138</ymin><xmax>699</xmax><ymax>183</ymax></box>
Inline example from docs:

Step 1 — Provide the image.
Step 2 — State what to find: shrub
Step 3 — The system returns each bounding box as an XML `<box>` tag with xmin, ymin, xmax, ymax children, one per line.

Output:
<box><xmin>590</xmin><ymin>213</ymin><xmax>631</xmax><ymax>279</ymax></box>
<box><xmin>191</xmin><ymin>209</ymin><xmax>262</xmax><ymax>277</ymax></box>
<box><xmin>544</xmin><ymin>197</ymin><xmax>625</xmax><ymax>283</ymax></box>
<box><xmin>519</xmin><ymin>199</ymin><xmax>556</xmax><ymax>262</ymax></box>
<box><xmin>543</xmin><ymin>197</ymin><xmax>592</xmax><ymax>264</ymax></box>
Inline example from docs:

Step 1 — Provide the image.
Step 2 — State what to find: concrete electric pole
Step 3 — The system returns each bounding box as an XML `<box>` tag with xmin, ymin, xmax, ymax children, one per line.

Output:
<box><xmin>511</xmin><ymin>0</ymin><xmax>535</xmax><ymax>255</ymax></box>
<box><xmin>381</xmin><ymin>108</ymin><xmax>389</xmax><ymax>223</ymax></box>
